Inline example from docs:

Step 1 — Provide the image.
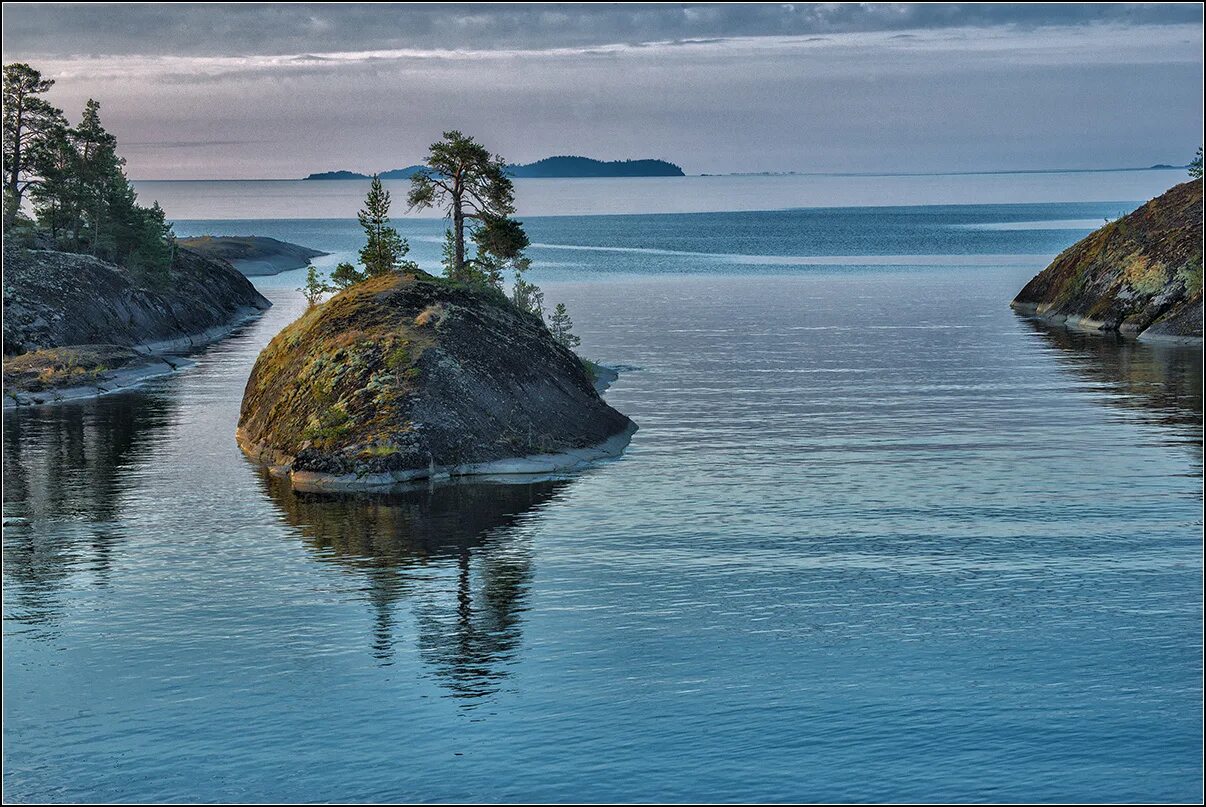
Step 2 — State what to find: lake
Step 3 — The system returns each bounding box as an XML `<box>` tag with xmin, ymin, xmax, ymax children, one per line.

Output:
<box><xmin>3</xmin><ymin>171</ymin><xmax>1202</xmax><ymax>802</ymax></box>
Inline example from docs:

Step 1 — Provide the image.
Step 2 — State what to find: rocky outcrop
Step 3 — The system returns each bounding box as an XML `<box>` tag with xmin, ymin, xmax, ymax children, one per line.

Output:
<box><xmin>3</xmin><ymin>245</ymin><xmax>270</xmax><ymax>406</ymax></box>
<box><xmin>237</xmin><ymin>272</ymin><xmax>635</xmax><ymax>491</ymax></box>
<box><xmin>1011</xmin><ymin>180</ymin><xmax>1203</xmax><ymax>343</ymax></box>
<box><xmin>3</xmin><ymin>245</ymin><xmax>270</xmax><ymax>356</ymax></box>
<box><xmin>176</xmin><ymin>236</ymin><xmax>327</xmax><ymax>276</ymax></box>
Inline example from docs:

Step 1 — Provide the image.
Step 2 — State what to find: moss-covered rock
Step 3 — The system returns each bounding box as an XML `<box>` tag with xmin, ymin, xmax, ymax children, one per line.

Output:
<box><xmin>237</xmin><ymin>273</ymin><xmax>635</xmax><ymax>490</ymax></box>
<box><xmin>1011</xmin><ymin>180</ymin><xmax>1202</xmax><ymax>342</ymax></box>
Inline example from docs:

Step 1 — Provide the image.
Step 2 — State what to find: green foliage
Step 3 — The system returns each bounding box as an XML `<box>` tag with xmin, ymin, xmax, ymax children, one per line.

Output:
<box><xmin>329</xmin><ymin>261</ymin><xmax>366</xmax><ymax>290</ymax></box>
<box><xmin>1176</xmin><ymin>260</ymin><xmax>1202</xmax><ymax>297</ymax></box>
<box><xmin>3</xmin><ymin>62</ymin><xmax>66</xmax><ymax>227</ymax></box>
<box><xmin>1190</xmin><ymin>146</ymin><xmax>1203</xmax><ymax>180</ymax></box>
<box><xmin>407</xmin><ymin>130</ymin><xmax>548</xmax><ymax>315</ymax></box>
<box><xmin>510</xmin><ymin>257</ymin><xmax>544</xmax><ymax>319</ymax></box>
<box><xmin>4</xmin><ymin>64</ymin><xmax>176</xmax><ymax>275</ymax></box>
<box><xmin>358</xmin><ymin>174</ymin><xmax>416</xmax><ymax>277</ymax></box>
<box><xmin>302</xmin><ymin>404</ymin><xmax>353</xmax><ymax>445</ymax></box>
<box><xmin>299</xmin><ymin>264</ymin><xmax>332</xmax><ymax>307</ymax></box>
<box><xmin>549</xmin><ymin>302</ymin><xmax>581</xmax><ymax>349</ymax></box>
<box><xmin>408</xmin><ymin>131</ymin><xmax>521</xmax><ymax>280</ymax></box>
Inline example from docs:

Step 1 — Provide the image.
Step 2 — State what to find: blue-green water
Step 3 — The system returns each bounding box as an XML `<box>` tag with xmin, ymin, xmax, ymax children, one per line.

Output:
<box><xmin>4</xmin><ymin>178</ymin><xmax>1202</xmax><ymax>802</ymax></box>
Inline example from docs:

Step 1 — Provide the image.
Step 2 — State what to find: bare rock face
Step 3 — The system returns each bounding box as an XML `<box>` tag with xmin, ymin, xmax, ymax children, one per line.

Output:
<box><xmin>237</xmin><ymin>273</ymin><xmax>635</xmax><ymax>491</ymax></box>
<box><xmin>1011</xmin><ymin>180</ymin><xmax>1202</xmax><ymax>343</ymax></box>
<box><xmin>3</xmin><ymin>245</ymin><xmax>271</xmax><ymax>356</ymax></box>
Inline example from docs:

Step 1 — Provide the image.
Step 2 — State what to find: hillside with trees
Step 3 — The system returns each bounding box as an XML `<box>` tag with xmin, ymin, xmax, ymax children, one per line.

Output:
<box><xmin>4</xmin><ymin>63</ymin><xmax>176</xmax><ymax>279</ymax></box>
<box><xmin>3</xmin><ymin>62</ymin><xmax>271</xmax><ymax>405</ymax></box>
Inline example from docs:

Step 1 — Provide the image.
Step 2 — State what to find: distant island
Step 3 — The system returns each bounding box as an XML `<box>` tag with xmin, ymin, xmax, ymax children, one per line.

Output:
<box><xmin>304</xmin><ymin>155</ymin><xmax>685</xmax><ymax>180</ymax></box>
<box><xmin>506</xmin><ymin>156</ymin><xmax>684</xmax><ymax>177</ymax></box>
<box><xmin>302</xmin><ymin>170</ymin><xmax>372</xmax><ymax>180</ymax></box>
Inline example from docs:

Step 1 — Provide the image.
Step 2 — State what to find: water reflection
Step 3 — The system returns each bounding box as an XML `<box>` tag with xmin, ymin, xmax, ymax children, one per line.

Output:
<box><xmin>259</xmin><ymin>472</ymin><xmax>570</xmax><ymax>704</ymax></box>
<box><xmin>1022</xmin><ymin>317</ymin><xmax>1203</xmax><ymax>453</ymax></box>
<box><xmin>2</xmin><ymin>392</ymin><xmax>178</xmax><ymax>627</ymax></box>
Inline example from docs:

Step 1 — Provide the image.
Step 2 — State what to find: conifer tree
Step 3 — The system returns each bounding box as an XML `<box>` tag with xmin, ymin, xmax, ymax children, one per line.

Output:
<box><xmin>358</xmin><ymin>174</ymin><xmax>415</xmax><ymax>277</ymax></box>
<box><xmin>4</xmin><ymin>63</ymin><xmax>175</xmax><ymax>277</ymax></box>
<box><xmin>549</xmin><ymin>303</ymin><xmax>581</xmax><ymax>349</ymax></box>
<box><xmin>408</xmin><ymin>130</ymin><xmax>529</xmax><ymax>286</ymax></box>
<box><xmin>329</xmin><ymin>261</ymin><xmax>364</xmax><ymax>291</ymax></box>
<box><xmin>299</xmin><ymin>265</ymin><xmax>332</xmax><ymax>306</ymax></box>
<box><xmin>3</xmin><ymin>62</ymin><xmax>66</xmax><ymax>226</ymax></box>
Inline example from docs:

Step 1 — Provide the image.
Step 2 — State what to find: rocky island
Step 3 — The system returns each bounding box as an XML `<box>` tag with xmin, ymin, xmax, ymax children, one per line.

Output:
<box><xmin>177</xmin><ymin>235</ymin><xmax>328</xmax><ymax>276</ymax></box>
<box><xmin>1011</xmin><ymin>180</ymin><xmax>1203</xmax><ymax>342</ymax></box>
<box><xmin>3</xmin><ymin>245</ymin><xmax>271</xmax><ymax>406</ymax></box>
<box><xmin>237</xmin><ymin>271</ymin><xmax>634</xmax><ymax>491</ymax></box>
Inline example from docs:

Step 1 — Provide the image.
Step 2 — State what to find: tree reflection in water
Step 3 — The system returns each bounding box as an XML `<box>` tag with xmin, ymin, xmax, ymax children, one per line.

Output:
<box><xmin>259</xmin><ymin>472</ymin><xmax>571</xmax><ymax>705</ymax></box>
<box><xmin>2</xmin><ymin>393</ymin><xmax>177</xmax><ymax>628</ymax></box>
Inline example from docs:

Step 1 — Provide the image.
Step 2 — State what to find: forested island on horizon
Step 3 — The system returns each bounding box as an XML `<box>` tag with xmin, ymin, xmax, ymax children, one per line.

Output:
<box><xmin>305</xmin><ymin>155</ymin><xmax>685</xmax><ymax>180</ymax></box>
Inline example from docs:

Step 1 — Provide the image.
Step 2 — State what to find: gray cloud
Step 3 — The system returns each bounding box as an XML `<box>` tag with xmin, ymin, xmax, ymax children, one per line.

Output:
<box><xmin>4</xmin><ymin>3</ymin><xmax>1202</xmax><ymax>57</ymax></box>
<box><xmin>2</xmin><ymin>5</ymin><xmax>1201</xmax><ymax>179</ymax></box>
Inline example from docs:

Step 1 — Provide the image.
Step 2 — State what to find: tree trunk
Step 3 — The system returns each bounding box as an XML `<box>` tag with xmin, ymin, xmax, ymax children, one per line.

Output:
<box><xmin>5</xmin><ymin>100</ymin><xmax>24</xmax><ymax>227</ymax></box>
<box><xmin>453</xmin><ymin>194</ymin><xmax>465</xmax><ymax>277</ymax></box>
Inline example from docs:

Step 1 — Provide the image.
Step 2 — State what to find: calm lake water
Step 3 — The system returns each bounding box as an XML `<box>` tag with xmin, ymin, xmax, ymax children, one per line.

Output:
<box><xmin>4</xmin><ymin>172</ymin><xmax>1202</xmax><ymax>803</ymax></box>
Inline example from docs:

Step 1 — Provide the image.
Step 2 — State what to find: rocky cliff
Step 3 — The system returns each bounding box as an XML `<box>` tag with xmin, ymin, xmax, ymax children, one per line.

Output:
<box><xmin>4</xmin><ymin>245</ymin><xmax>271</xmax><ymax>356</ymax></box>
<box><xmin>237</xmin><ymin>272</ymin><xmax>635</xmax><ymax>491</ymax></box>
<box><xmin>1011</xmin><ymin>180</ymin><xmax>1203</xmax><ymax>342</ymax></box>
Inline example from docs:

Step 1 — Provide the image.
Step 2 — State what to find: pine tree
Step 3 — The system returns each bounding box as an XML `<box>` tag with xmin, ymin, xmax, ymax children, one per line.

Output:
<box><xmin>71</xmin><ymin>99</ymin><xmax>122</xmax><ymax>256</ymax></box>
<box><xmin>357</xmin><ymin>174</ymin><xmax>415</xmax><ymax>276</ymax></box>
<box><xmin>3</xmin><ymin>62</ymin><xmax>67</xmax><ymax>227</ymax></box>
<box><xmin>408</xmin><ymin>130</ymin><xmax>528</xmax><ymax>286</ymax></box>
<box><xmin>6</xmin><ymin>63</ymin><xmax>175</xmax><ymax>274</ymax></box>
<box><xmin>510</xmin><ymin>257</ymin><xmax>544</xmax><ymax>319</ymax></box>
<box><xmin>549</xmin><ymin>303</ymin><xmax>581</xmax><ymax>349</ymax></box>
<box><xmin>329</xmin><ymin>261</ymin><xmax>365</xmax><ymax>290</ymax></box>
<box><xmin>299</xmin><ymin>265</ymin><xmax>332</xmax><ymax>306</ymax></box>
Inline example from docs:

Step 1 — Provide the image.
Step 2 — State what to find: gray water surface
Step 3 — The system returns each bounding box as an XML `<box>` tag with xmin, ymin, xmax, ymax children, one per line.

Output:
<box><xmin>3</xmin><ymin>199</ymin><xmax>1202</xmax><ymax>802</ymax></box>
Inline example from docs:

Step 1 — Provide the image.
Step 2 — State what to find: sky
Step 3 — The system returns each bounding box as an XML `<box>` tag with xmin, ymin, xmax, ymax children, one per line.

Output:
<box><xmin>3</xmin><ymin>3</ymin><xmax>1203</xmax><ymax>179</ymax></box>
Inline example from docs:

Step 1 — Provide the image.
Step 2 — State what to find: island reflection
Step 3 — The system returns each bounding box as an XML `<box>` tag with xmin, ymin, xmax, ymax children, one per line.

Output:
<box><xmin>259</xmin><ymin>471</ymin><xmax>571</xmax><ymax>704</ymax></box>
<box><xmin>1022</xmin><ymin>317</ymin><xmax>1203</xmax><ymax>455</ymax></box>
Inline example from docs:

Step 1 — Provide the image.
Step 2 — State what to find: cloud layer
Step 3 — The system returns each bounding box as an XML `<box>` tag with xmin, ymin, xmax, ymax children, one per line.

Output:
<box><xmin>4</xmin><ymin>4</ymin><xmax>1202</xmax><ymax>178</ymax></box>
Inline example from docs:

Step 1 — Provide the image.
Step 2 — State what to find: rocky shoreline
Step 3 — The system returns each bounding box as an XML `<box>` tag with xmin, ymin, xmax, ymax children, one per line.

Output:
<box><xmin>1011</xmin><ymin>180</ymin><xmax>1202</xmax><ymax>344</ymax></box>
<box><xmin>239</xmin><ymin>416</ymin><xmax>636</xmax><ymax>493</ymax></box>
<box><xmin>4</xmin><ymin>352</ymin><xmax>193</xmax><ymax>408</ymax></box>
<box><xmin>4</xmin><ymin>245</ymin><xmax>271</xmax><ymax>407</ymax></box>
<box><xmin>176</xmin><ymin>236</ymin><xmax>328</xmax><ymax>277</ymax></box>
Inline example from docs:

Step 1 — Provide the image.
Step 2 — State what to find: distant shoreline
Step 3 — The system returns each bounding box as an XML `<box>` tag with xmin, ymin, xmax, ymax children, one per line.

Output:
<box><xmin>132</xmin><ymin>165</ymin><xmax>1189</xmax><ymax>182</ymax></box>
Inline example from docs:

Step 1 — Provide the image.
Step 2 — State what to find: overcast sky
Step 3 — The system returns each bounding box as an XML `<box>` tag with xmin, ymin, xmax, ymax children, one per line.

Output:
<box><xmin>3</xmin><ymin>3</ymin><xmax>1202</xmax><ymax>179</ymax></box>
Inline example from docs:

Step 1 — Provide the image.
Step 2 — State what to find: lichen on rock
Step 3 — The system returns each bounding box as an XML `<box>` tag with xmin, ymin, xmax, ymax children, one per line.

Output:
<box><xmin>1011</xmin><ymin>180</ymin><xmax>1203</xmax><ymax>342</ymax></box>
<box><xmin>237</xmin><ymin>272</ymin><xmax>635</xmax><ymax>490</ymax></box>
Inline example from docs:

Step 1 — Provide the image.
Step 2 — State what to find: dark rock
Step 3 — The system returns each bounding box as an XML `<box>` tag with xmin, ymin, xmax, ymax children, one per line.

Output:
<box><xmin>1011</xmin><ymin>180</ymin><xmax>1203</xmax><ymax>343</ymax></box>
<box><xmin>3</xmin><ymin>245</ymin><xmax>270</xmax><ymax>356</ymax></box>
<box><xmin>237</xmin><ymin>273</ymin><xmax>635</xmax><ymax>490</ymax></box>
<box><xmin>177</xmin><ymin>235</ymin><xmax>328</xmax><ymax>276</ymax></box>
